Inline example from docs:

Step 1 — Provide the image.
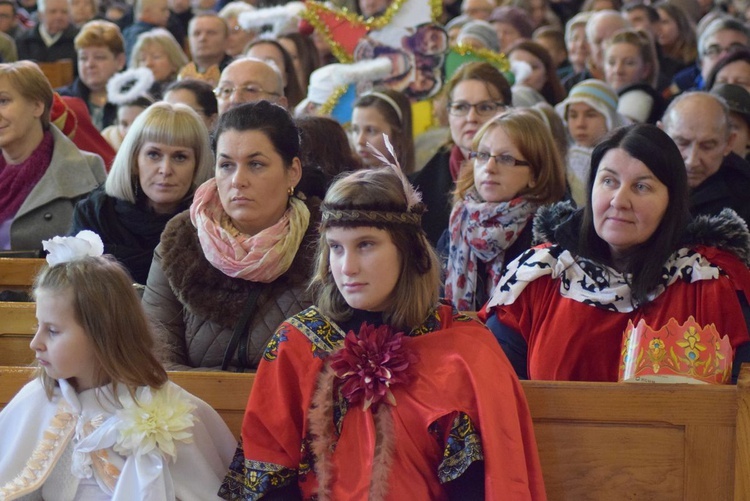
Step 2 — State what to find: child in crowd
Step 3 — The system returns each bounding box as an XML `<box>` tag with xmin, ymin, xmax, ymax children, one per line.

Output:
<box><xmin>219</xmin><ymin>164</ymin><xmax>546</xmax><ymax>499</ymax></box>
<box><xmin>101</xmin><ymin>95</ymin><xmax>154</xmax><ymax>150</ymax></box>
<box><xmin>0</xmin><ymin>231</ymin><xmax>235</xmax><ymax>500</ymax></box>
<box><xmin>555</xmin><ymin>79</ymin><xmax>626</xmax><ymax>206</ymax></box>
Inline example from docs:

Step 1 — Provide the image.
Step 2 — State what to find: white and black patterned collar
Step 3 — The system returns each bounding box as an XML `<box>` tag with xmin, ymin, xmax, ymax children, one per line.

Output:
<box><xmin>487</xmin><ymin>245</ymin><xmax>720</xmax><ymax>313</ymax></box>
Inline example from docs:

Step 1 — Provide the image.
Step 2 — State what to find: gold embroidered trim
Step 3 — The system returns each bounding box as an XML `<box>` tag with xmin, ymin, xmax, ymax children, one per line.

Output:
<box><xmin>0</xmin><ymin>402</ymin><xmax>77</xmax><ymax>500</ymax></box>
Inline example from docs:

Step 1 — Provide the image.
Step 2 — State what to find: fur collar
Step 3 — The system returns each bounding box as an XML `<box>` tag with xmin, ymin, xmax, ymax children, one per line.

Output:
<box><xmin>532</xmin><ymin>201</ymin><xmax>750</xmax><ymax>266</ymax></box>
<box><xmin>158</xmin><ymin>198</ymin><xmax>320</xmax><ymax>328</ymax></box>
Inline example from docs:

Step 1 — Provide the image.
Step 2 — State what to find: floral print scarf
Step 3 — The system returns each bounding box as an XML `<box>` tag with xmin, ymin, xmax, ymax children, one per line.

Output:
<box><xmin>445</xmin><ymin>190</ymin><xmax>536</xmax><ymax>311</ymax></box>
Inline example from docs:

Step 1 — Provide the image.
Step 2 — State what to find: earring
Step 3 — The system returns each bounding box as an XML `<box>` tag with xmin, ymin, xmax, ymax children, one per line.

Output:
<box><xmin>288</xmin><ymin>186</ymin><xmax>295</xmax><ymax>197</ymax></box>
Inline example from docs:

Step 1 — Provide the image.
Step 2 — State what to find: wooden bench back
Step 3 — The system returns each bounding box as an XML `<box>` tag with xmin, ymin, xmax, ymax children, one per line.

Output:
<box><xmin>0</xmin><ymin>258</ymin><xmax>45</xmax><ymax>290</ymax></box>
<box><xmin>1</xmin><ymin>365</ymin><xmax>748</xmax><ymax>500</ymax></box>
<box><xmin>37</xmin><ymin>59</ymin><xmax>74</xmax><ymax>88</ymax></box>
<box><xmin>0</xmin><ymin>302</ymin><xmax>36</xmax><ymax>366</ymax></box>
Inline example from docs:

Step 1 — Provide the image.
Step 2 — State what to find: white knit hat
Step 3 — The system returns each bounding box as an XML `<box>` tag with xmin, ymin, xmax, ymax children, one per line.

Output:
<box><xmin>555</xmin><ymin>79</ymin><xmax>627</xmax><ymax>131</ymax></box>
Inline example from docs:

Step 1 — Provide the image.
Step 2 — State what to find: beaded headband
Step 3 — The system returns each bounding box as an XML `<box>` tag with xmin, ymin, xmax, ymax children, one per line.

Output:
<box><xmin>321</xmin><ymin>133</ymin><xmax>423</xmax><ymax>228</ymax></box>
<box><xmin>321</xmin><ymin>207</ymin><xmax>423</xmax><ymax>227</ymax></box>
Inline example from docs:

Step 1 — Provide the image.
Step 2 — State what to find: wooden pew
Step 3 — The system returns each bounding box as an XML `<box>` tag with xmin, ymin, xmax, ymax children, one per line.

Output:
<box><xmin>0</xmin><ymin>302</ymin><xmax>36</xmax><ymax>366</ymax></box>
<box><xmin>521</xmin><ymin>370</ymin><xmax>749</xmax><ymax>501</ymax></box>
<box><xmin>1</xmin><ymin>366</ymin><xmax>749</xmax><ymax>500</ymax></box>
<box><xmin>37</xmin><ymin>59</ymin><xmax>74</xmax><ymax>88</ymax></box>
<box><xmin>0</xmin><ymin>258</ymin><xmax>45</xmax><ymax>290</ymax></box>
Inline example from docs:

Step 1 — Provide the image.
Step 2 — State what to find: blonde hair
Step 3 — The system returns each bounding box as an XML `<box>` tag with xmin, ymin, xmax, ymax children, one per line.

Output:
<box><xmin>311</xmin><ymin>168</ymin><xmax>440</xmax><ymax>331</ymax></box>
<box><xmin>0</xmin><ymin>61</ymin><xmax>53</xmax><ymax>129</ymax></box>
<box><xmin>454</xmin><ymin>109</ymin><xmax>567</xmax><ymax>204</ymax></box>
<box><xmin>604</xmin><ymin>29</ymin><xmax>660</xmax><ymax>88</ymax></box>
<box><xmin>33</xmin><ymin>256</ymin><xmax>168</xmax><ymax>400</ymax></box>
<box><xmin>74</xmin><ymin>19</ymin><xmax>124</xmax><ymax>54</ymax></box>
<box><xmin>105</xmin><ymin>102</ymin><xmax>214</xmax><ymax>202</ymax></box>
<box><xmin>129</xmin><ymin>28</ymin><xmax>188</xmax><ymax>77</ymax></box>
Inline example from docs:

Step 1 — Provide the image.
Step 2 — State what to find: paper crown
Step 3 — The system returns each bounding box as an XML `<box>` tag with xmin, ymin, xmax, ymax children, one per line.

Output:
<box><xmin>618</xmin><ymin>316</ymin><xmax>732</xmax><ymax>384</ymax></box>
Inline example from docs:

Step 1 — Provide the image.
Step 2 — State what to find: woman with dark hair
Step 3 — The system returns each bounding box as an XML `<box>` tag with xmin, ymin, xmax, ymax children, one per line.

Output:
<box><xmin>483</xmin><ymin>123</ymin><xmax>750</xmax><ymax>382</ymax></box>
<box><xmin>278</xmin><ymin>32</ymin><xmax>322</xmax><ymax>92</ymax></box>
<box><xmin>164</xmin><ymin>78</ymin><xmax>219</xmax><ymax>130</ymax></box>
<box><xmin>219</xmin><ymin>166</ymin><xmax>546</xmax><ymax>500</ymax></box>
<box><xmin>296</xmin><ymin>115</ymin><xmax>362</xmax><ymax>198</ymax></box>
<box><xmin>508</xmin><ymin>40</ymin><xmax>567</xmax><ymax>105</ymax></box>
<box><xmin>654</xmin><ymin>2</ymin><xmax>697</xmax><ymax>69</ymax></box>
<box><xmin>142</xmin><ymin>101</ymin><xmax>319</xmax><ymax>371</ymax></box>
<box><xmin>246</xmin><ymin>39</ymin><xmax>305</xmax><ymax>109</ymax></box>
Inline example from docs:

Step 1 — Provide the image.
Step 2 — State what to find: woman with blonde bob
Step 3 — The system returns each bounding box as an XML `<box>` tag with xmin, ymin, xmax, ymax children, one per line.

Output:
<box><xmin>129</xmin><ymin>28</ymin><xmax>189</xmax><ymax>99</ymax></box>
<box><xmin>443</xmin><ymin>110</ymin><xmax>566</xmax><ymax>311</ymax></box>
<box><xmin>71</xmin><ymin>102</ymin><xmax>213</xmax><ymax>284</ymax></box>
<box><xmin>0</xmin><ymin>237</ymin><xmax>235</xmax><ymax>498</ymax></box>
<box><xmin>220</xmin><ymin>166</ymin><xmax>546</xmax><ymax>500</ymax></box>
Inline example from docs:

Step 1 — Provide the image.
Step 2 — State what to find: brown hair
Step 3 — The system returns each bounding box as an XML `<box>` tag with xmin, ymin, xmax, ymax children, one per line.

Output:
<box><xmin>353</xmin><ymin>88</ymin><xmax>415</xmax><ymax>174</ymax></box>
<box><xmin>33</xmin><ymin>256</ymin><xmax>168</xmax><ymax>400</ymax></box>
<box><xmin>654</xmin><ymin>2</ymin><xmax>697</xmax><ymax>64</ymax></box>
<box><xmin>74</xmin><ymin>19</ymin><xmax>125</xmax><ymax>54</ymax></box>
<box><xmin>605</xmin><ymin>28</ymin><xmax>660</xmax><ymax>88</ymax></box>
<box><xmin>0</xmin><ymin>61</ymin><xmax>53</xmax><ymax>129</ymax></box>
<box><xmin>454</xmin><ymin>109</ymin><xmax>567</xmax><ymax>204</ymax></box>
<box><xmin>507</xmin><ymin>40</ymin><xmax>567</xmax><ymax>105</ymax></box>
<box><xmin>311</xmin><ymin>168</ymin><xmax>440</xmax><ymax>331</ymax></box>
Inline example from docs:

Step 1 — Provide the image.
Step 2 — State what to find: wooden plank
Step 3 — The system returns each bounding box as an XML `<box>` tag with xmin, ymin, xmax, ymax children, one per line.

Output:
<box><xmin>0</xmin><ymin>258</ymin><xmax>45</xmax><ymax>289</ymax></box>
<box><xmin>0</xmin><ymin>302</ymin><xmax>36</xmax><ymax>366</ymax></box>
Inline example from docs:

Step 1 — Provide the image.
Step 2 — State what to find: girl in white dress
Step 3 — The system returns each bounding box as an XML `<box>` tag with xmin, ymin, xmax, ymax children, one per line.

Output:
<box><xmin>0</xmin><ymin>231</ymin><xmax>236</xmax><ymax>501</ymax></box>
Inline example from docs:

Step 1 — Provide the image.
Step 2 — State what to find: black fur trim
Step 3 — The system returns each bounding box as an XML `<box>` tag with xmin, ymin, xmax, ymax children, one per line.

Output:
<box><xmin>531</xmin><ymin>200</ymin><xmax>577</xmax><ymax>245</ymax></box>
<box><xmin>681</xmin><ymin>208</ymin><xmax>750</xmax><ymax>266</ymax></box>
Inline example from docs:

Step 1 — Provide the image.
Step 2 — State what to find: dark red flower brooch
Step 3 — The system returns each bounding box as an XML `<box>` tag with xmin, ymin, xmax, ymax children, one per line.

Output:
<box><xmin>329</xmin><ymin>323</ymin><xmax>418</xmax><ymax>412</ymax></box>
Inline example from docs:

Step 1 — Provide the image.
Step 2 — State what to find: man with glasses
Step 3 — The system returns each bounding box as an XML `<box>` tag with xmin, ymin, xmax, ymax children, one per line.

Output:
<box><xmin>668</xmin><ymin>17</ymin><xmax>750</xmax><ymax>97</ymax></box>
<box><xmin>214</xmin><ymin>56</ymin><xmax>286</xmax><ymax>114</ymax></box>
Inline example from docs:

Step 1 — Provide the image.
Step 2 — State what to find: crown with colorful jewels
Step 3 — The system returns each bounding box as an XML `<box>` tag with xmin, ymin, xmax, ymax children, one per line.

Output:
<box><xmin>618</xmin><ymin>316</ymin><xmax>732</xmax><ymax>384</ymax></box>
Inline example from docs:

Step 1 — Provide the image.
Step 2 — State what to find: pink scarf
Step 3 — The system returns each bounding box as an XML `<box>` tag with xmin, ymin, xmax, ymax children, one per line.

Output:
<box><xmin>444</xmin><ymin>190</ymin><xmax>536</xmax><ymax>311</ymax></box>
<box><xmin>190</xmin><ymin>179</ymin><xmax>310</xmax><ymax>283</ymax></box>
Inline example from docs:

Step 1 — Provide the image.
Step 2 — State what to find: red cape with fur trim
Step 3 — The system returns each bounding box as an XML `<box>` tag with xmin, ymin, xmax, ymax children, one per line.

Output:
<box><xmin>237</xmin><ymin>304</ymin><xmax>546</xmax><ymax>500</ymax></box>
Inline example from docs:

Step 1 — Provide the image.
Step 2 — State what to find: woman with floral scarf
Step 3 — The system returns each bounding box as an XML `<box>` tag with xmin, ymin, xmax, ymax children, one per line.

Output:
<box><xmin>141</xmin><ymin>101</ymin><xmax>320</xmax><ymax>371</ymax></box>
<box><xmin>443</xmin><ymin>109</ymin><xmax>567</xmax><ymax>311</ymax></box>
<box><xmin>219</xmin><ymin>165</ymin><xmax>546</xmax><ymax>500</ymax></box>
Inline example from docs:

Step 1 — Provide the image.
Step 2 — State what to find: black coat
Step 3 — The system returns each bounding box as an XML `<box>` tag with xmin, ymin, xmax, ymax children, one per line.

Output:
<box><xmin>410</xmin><ymin>146</ymin><xmax>455</xmax><ymax>247</ymax></box>
<box><xmin>70</xmin><ymin>186</ymin><xmax>192</xmax><ymax>284</ymax></box>
<box><xmin>17</xmin><ymin>24</ymin><xmax>78</xmax><ymax>72</ymax></box>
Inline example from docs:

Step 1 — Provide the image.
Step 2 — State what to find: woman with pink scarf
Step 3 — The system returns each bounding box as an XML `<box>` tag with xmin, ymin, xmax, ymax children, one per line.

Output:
<box><xmin>142</xmin><ymin>101</ymin><xmax>321</xmax><ymax>371</ymax></box>
<box><xmin>442</xmin><ymin>109</ymin><xmax>567</xmax><ymax>311</ymax></box>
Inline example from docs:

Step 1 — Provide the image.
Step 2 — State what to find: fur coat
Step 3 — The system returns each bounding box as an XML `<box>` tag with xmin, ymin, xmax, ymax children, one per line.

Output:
<box><xmin>142</xmin><ymin>199</ymin><xmax>319</xmax><ymax>371</ymax></box>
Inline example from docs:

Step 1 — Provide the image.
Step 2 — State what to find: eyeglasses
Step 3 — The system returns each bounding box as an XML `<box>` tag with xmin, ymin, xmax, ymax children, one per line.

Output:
<box><xmin>703</xmin><ymin>42</ymin><xmax>746</xmax><ymax>58</ymax></box>
<box><xmin>213</xmin><ymin>84</ymin><xmax>280</xmax><ymax>99</ymax></box>
<box><xmin>469</xmin><ymin>151</ymin><xmax>530</xmax><ymax>167</ymax></box>
<box><xmin>447</xmin><ymin>101</ymin><xmax>507</xmax><ymax>117</ymax></box>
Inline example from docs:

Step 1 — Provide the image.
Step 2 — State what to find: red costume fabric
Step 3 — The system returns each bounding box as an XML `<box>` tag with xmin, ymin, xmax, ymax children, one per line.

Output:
<box><xmin>484</xmin><ymin>245</ymin><xmax>750</xmax><ymax>382</ymax></box>
<box><xmin>223</xmin><ymin>303</ymin><xmax>546</xmax><ymax>500</ymax></box>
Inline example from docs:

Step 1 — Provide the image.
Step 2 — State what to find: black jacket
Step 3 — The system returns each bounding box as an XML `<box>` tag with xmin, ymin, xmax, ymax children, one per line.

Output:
<box><xmin>691</xmin><ymin>152</ymin><xmax>750</xmax><ymax>226</ymax></box>
<box><xmin>57</xmin><ymin>77</ymin><xmax>117</xmax><ymax>129</ymax></box>
<box><xmin>17</xmin><ymin>24</ymin><xmax>78</xmax><ymax>72</ymax></box>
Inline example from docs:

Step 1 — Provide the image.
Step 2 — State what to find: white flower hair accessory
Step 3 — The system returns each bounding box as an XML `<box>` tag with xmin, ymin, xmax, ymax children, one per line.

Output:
<box><xmin>106</xmin><ymin>67</ymin><xmax>155</xmax><ymax>106</ymax></box>
<box><xmin>43</xmin><ymin>231</ymin><xmax>104</xmax><ymax>266</ymax></box>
